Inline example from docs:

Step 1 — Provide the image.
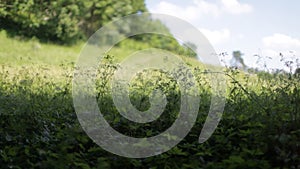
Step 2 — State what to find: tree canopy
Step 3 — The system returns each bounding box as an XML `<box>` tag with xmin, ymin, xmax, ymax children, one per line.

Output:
<box><xmin>0</xmin><ymin>0</ymin><xmax>147</xmax><ymax>43</ymax></box>
<box><xmin>0</xmin><ymin>0</ymin><xmax>197</xmax><ymax>57</ymax></box>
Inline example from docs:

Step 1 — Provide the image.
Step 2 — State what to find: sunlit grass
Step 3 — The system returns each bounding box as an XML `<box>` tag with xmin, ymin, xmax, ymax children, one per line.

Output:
<box><xmin>0</xmin><ymin>30</ymin><xmax>203</xmax><ymax>69</ymax></box>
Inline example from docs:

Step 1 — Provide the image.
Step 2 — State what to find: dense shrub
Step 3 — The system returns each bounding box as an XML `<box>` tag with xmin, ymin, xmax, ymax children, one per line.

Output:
<box><xmin>0</xmin><ymin>56</ymin><xmax>299</xmax><ymax>168</ymax></box>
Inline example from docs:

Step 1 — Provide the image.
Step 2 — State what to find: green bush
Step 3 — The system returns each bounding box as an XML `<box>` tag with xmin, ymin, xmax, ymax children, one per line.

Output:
<box><xmin>0</xmin><ymin>55</ymin><xmax>299</xmax><ymax>168</ymax></box>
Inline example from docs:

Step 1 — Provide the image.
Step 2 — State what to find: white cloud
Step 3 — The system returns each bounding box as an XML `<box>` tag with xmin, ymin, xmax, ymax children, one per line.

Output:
<box><xmin>149</xmin><ymin>1</ymin><xmax>218</xmax><ymax>23</ymax></box>
<box><xmin>149</xmin><ymin>0</ymin><xmax>253</xmax><ymax>22</ymax></box>
<box><xmin>260</xmin><ymin>33</ymin><xmax>300</xmax><ymax>71</ymax></box>
<box><xmin>221</xmin><ymin>0</ymin><xmax>253</xmax><ymax>14</ymax></box>
<box><xmin>199</xmin><ymin>28</ymin><xmax>230</xmax><ymax>45</ymax></box>
<box><xmin>262</xmin><ymin>34</ymin><xmax>300</xmax><ymax>58</ymax></box>
<box><xmin>192</xmin><ymin>0</ymin><xmax>221</xmax><ymax>17</ymax></box>
<box><xmin>237</xmin><ymin>33</ymin><xmax>245</xmax><ymax>39</ymax></box>
<box><xmin>149</xmin><ymin>0</ymin><xmax>251</xmax><ymax>46</ymax></box>
<box><xmin>262</xmin><ymin>33</ymin><xmax>300</xmax><ymax>50</ymax></box>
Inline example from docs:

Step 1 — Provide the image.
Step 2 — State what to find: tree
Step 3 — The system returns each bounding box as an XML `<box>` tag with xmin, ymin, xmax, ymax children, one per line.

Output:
<box><xmin>0</xmin><ymin>0</ymin><xmax>147</xmax><ymax>44</ymax></box>
<box><xmin>0</xmin><ymin>0</ymin><xmax>194</xmax><ymax>57</ymax></box>
<box><xmin>230</xmin><ymin>50</ymin><xmax>247</xmax><ymax>70</ymax></box>
<box><xmin>295</xmin><ymin>67</ymin><xmax>300</xmax><ymax>77</ymax></box>
<box><xmin>181</xmin><ymin>42</ymin><xmax>197</xmax><ymax>58</ymax></box>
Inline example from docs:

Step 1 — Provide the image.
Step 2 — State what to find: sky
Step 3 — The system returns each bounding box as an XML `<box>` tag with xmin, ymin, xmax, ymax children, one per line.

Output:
<box><xmin>145</xmin><ymin>0</ymin><xmax>300</xmax><ymax>72</ymax></box>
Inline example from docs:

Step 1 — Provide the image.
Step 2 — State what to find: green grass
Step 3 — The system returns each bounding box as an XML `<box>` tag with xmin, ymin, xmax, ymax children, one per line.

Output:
<box><xmin>0</xmin><ymin>30</ymin><xmax>202</xmax><ymax>69</ymax></box>
<box><xmin>0</xmin><ymin>30</ymin><xmax>299</xmax><ymax>168</ymax></box>
<box><xmin>0</xmin><ymin>31</ymin><xmax>80</xmax><ymax>66</ymax></box>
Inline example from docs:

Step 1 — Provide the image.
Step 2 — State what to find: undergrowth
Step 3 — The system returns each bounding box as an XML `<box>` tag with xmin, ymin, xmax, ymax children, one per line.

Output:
<box><xmin>0</xmin><ymin>53</ymin><xmax>299</xmax><ymax>168</ymax></box>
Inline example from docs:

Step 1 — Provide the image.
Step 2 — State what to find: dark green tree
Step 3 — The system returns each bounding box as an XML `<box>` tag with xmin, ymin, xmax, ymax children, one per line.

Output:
<box><xmin>0</xmin><ymin>0</ymin><xmax>146</xmax><ymax>44</ymax></box>
<box><xmin>182</xmin><ymin>42</ymin><xmax>197</xmax><ymax>58</ymax></box>
<box><xmin>230</xmin><ymin>50</ymin><xmax>247</xmax><ymax>70</ymax></box>
<box><xmin>295</xmin><ymin>67</ymin><xmax>300</xmax><ymax>76</ymax></box>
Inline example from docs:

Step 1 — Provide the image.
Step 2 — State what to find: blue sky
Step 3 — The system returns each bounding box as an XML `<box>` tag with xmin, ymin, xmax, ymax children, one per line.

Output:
<box><xmin>145</xmin><ymin>0</ymin><xmax>300</xmax><ymax>71</ymax></box>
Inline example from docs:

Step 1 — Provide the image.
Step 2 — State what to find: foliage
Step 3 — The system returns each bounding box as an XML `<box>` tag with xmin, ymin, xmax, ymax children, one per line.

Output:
<box><xmin>0</xmin><ymin>1</ymin><xmax>198</xmax><ymax>57</ymax></box>
<box><xmin>0</xmin><ymin>47</ymin><xmax>299</xmax><ymax>168</ymax></box>
<box><xmin>230</xmin><ymin>51</ymin><xmax>246</xmax><ymax>70</ymax></box>
<box><xmin>0</xmin><ymin>0</ymin><xmax>146</xmax><ymax>44</ymax></box>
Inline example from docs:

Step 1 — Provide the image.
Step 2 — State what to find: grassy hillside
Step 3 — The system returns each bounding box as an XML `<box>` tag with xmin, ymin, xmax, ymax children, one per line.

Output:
<box><xmin>0</xmin><ymin>30</ymin><xmax>202</xmax><ymax>67</ymax></box>
<box><xmin>0</xmin><ymin>30</ymin><xmax>299</xmax><ymax>168</ymax></box>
